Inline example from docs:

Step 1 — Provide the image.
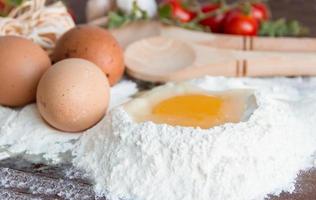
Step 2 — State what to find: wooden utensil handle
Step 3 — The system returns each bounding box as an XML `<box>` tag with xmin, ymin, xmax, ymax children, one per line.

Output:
<box><xmin>201</xmin><ymin>59</ymin><xmax>316</xmax><ymax>78</ymax></box>
<box><xmin>250</xmin><ymin>37</ymin><xmax>316</xmax><ymax>52</ymax></box>
<box><xmin>245</xmin><ymin>58</ymin><xmax>316</xmax><ymax>76</ymax></box>
<box><xmin>200</xmin><ymin>35</ymin><xmax>316</xmax><ymax>52</ymax></box>
<box><xmin>162</xmin><ymin>26</ymin><xmax>316</xmax><ymax>52</ymax></box>
<box><xmin>237</xmin><ymin>49</ymin><xmax>316</xmax><ymax>76</ymax></box>
<box><xmin>168</xmin><ymin>42</ymin><xmax>316</xmax><ymax>80</ymax></box>
<box><xmin>172</xmin><ymin>57</ymin><xmax>316</xmax><ymax>80</ymax></box>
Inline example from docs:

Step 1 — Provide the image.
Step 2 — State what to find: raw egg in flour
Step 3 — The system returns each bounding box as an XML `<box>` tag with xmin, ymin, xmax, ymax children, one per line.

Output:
<box><xmin>124</xmin><ymin>84</ymin><xmax>257</xmax><ymax>129</ymax></box>
<box><xmin>37</xmin><ymin>58</ymin><xmax>110</xmax><ymax>132</ymax></box>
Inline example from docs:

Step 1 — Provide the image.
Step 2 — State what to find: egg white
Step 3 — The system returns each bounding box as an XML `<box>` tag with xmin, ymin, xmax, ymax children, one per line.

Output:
<box><xmin>123</xmin><ymin>82</ymin><xmax>257</xmax><ymax>128</ymax></box>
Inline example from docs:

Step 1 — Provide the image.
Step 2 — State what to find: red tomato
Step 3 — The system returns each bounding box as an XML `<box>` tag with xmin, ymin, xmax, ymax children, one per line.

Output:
<box><xmin>199</xmin><ymin>4</ymin><xmax>226</xmax><ymax>33</ymax></box>
<box><xmin>67</xmin><ymin>8</ymin><xmax>76</xmax><ymax>22</ymax></box>
<box><xmin>201</xmin><ymin>3</ymin><xmax>220</xmax><ymax>13</ymax></box>
<box><xmin>170</xmin><ymin>1</ymin><xmax>196</xmax><ymax>23</ymax></box>
<box><xmin>251</xmin><ymin>3</ymin><xmax>269</xmax><ymax>22</ymax></box>
<box><xmin>163</xmin><ymin>0</ymin><xmax>196</xmax><ymax>23</ymax></box>
<box><xmin>0</xmin><ymin>1</ymin><xmax>5</xmax><ymax>11</ymax></box>
<box><xmin>223</xmin><ymin>10</ymin><xmax>258</xmax><ymax>36</ymax></box>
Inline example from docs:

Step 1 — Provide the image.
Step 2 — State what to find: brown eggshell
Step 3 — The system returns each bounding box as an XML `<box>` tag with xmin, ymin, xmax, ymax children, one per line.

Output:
<box><xmin>0</xmin><ymin>36</ymin><xmax>51</xmax><ymax>107</ymax></box>
<box><xmin>52</xmin><ymin>25</ymin><xmax>125</xmax><ymax>86</ymax></box>
<box><xmin>37</xmin><ymin>58</ymin><xmax>110</xmax><ymax>132</ymax></box>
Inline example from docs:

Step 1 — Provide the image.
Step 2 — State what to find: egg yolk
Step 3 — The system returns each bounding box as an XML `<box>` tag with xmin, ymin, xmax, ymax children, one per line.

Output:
<box><xmin>151</xmin><ymin>94</ymin><xmax>244</xmax><ymax>129</ymax></box>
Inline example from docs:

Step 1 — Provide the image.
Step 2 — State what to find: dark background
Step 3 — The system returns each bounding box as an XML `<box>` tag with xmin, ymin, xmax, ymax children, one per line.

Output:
<box><xmin>69</xmin><ymin>0</ymin><xmax>316</xmax><ymax>36</ymax></box>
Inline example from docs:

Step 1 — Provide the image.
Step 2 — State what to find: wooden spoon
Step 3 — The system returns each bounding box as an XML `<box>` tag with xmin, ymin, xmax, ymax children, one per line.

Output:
<box><xmin>125</xmin><ymin>37</ymin><xmax>316</xmax><ymax>82</ymax></box>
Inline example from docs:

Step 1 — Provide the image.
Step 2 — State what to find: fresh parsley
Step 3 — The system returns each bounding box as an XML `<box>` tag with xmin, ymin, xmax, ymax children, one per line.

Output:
<box><xmin>107</xmin><ymin>1</ymin><xmax>149</xmax><ymax>29</ymax></box>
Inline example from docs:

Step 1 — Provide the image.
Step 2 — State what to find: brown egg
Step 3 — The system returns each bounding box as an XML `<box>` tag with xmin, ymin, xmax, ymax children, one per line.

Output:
<box><xmin>52</xmin><ymin>25</ymin><xmax>125</xmax><ymax>86</ymax></box>
<box><xmin>37</xmin><ymin>58</ymin><xmax>110</xmax><ymax>132</ymax></box>
<box><xmin>0</xmin><ymin>36</ymin><xmax>51</xmax><ymax>107</ymax></box>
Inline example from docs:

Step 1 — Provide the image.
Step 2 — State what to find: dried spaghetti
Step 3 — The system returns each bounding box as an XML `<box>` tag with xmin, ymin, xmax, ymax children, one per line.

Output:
<box><xmin>0</xmin><ymin>0</ymin><xmax>75</xmax><ymax>53</ymax></box>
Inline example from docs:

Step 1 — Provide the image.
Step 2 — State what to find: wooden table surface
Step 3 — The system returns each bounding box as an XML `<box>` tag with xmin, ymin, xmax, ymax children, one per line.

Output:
<box><xmin>1</xmin><ymin>156</ymin><xmax>316</xmax><ymax>200</ymax></box>
<box><xmin>1</xmin><ymin>1</ymin><xmax>316</xmax><ymax>199</ymax></box>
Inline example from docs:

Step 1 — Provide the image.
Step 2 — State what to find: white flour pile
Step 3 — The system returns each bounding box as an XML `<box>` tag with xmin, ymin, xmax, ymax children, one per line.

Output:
<box><xmin>0</xmin><ymin>80</ymin><xmax>138</xmax><ymax>162</ymax></box>
<box><xmin>1</xmin><ymin>77</ymin><xmax>316</xmax><ymax>200</ymax></box>
<box><xmin>73</xmin><ymin>77</ymin><xmax>316</xmax><ymax>200</ymax></box>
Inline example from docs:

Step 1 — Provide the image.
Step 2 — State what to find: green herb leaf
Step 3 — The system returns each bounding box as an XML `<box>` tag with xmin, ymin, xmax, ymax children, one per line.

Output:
<box><xmin>259</xmin><ymin>18</ymin><xmax>309</xmax><ymax>37</ymax></box>
<box><xmin>107</xmin><ymin>11</ymin><xmax>129</xmax><ymax>29</ymax></box>
<box><xmin>180</xmin><ymin>21</ymin><xmax>205</xmax><ymax>31</ymax></box>
<box><xmin>158</xmin><ymin>1</ymin><xmax>207</xmax><ymax>32</ymax></box>
<box><xmin>6</xmin><ymin>0</ymin><xmax>23</xmax><ymax>6</ymax></box>
<box><xmin>107</xmin><ymin>2</ymin><xmax>148</xmax><ymax>29</ymax></box>
<box><xmin>131</xmin><ymin>1</ymin><xmax>148</xmax><ymax>19</ymax></box>
<box><xmin>158</xmin><ymin>4</ymin><xmax>172</xmax><ymax>20</ymax></box>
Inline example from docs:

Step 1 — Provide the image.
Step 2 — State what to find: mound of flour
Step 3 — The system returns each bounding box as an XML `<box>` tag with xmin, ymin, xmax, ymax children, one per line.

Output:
<box><xmin>0</xmin><ymin>80</ymin><xmax>138</xmax><ymax>162</ymax></box>
<box><xmin>73</xmin><ymin>77</ymin><xmax>316</xmax><ymax>200</ymax></box>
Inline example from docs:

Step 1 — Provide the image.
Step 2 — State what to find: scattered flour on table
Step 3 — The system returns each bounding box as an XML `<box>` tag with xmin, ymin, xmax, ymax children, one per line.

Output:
<box><xmin>73</xmin><ymin>77</ymin><xmax>316</xmax><ymax>200</ymax></box>
<box><xmin>0</xmin><ymin>80</ymin><xmax>138</xmax><ymax>162</ymax></box>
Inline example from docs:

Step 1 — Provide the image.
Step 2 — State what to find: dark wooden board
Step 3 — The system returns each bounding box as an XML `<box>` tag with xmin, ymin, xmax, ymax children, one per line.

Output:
<box><xmin>1</xmin><ymin>156</ymin><xmax>316</xmax><ymax>200</ymax></box>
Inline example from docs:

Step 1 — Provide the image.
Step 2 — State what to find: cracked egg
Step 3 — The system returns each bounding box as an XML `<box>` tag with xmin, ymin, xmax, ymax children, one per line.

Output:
<box><xmin>124</xmin><ymin>83</ymin><xmax>257</xmax><ymax>129</ymax></box>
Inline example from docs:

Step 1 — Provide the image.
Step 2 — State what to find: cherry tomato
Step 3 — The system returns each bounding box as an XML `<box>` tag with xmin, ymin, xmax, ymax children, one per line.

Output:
<box><xmin>67</xmin><ymin>8</ymin><xmax>76</xmax><ymax>22</ymax></box>
<box><xmin>201</xmin><ymin>3</ymin><xmax>220</xmax><ymax>13</ymax></box>
<box><xmin>251</xmin><ymin>2</ymin><xmax>270</xmax><ymax>22</ymax></box>
<box><xmin>163</xmin><ymin>0</ymin><xmax>196</xmax><ymax>23</ymax></box>
<box><xmin>0</xmin><ymin>1</ymin><xmax>5</xmax><ymax>11</ymax></box>
<box><xmin>171</xmin><ymin>1</ymin><xmax>196</xmax><ymax>23</ymax></box>
<box><xmin>223</xmin><ymin>10</ymin><xmax>258</xmax><ymax>36</ymax></box>
<box><xmin>199</xmin><ymin>3</ymin><xmax>226</xmax><ymax>33</ymax></box>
